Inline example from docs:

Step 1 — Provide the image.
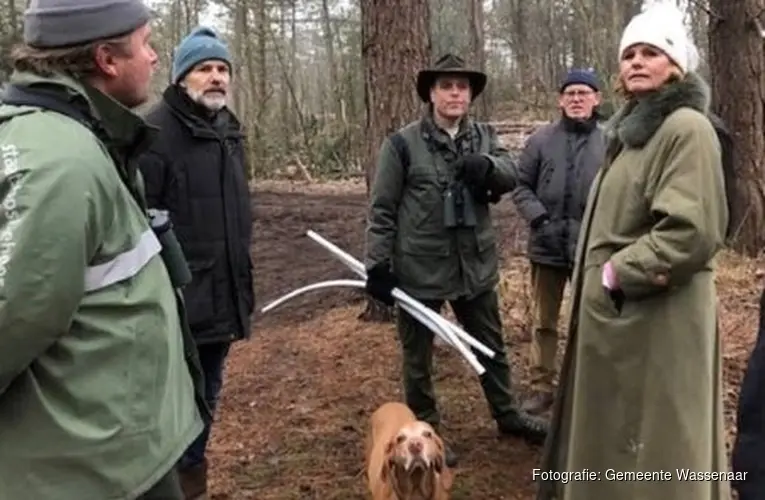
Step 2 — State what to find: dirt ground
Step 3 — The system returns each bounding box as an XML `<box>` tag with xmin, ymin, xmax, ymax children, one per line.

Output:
<box><xmin>205</xmin><ymin>179</ymin><xmax>763</xmax><ymax>499</ymax></box>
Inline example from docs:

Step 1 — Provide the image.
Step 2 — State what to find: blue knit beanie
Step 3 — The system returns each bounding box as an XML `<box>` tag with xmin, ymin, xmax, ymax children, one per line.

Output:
<box><xmin>559</xmin><ymin>68</ymin><xmax>599</xmax><ymax>93</ymax></box>
<box><xmin>171</xmin><ymin>26</ymin><xmax>232</xmax><ymax>84</ymax></box>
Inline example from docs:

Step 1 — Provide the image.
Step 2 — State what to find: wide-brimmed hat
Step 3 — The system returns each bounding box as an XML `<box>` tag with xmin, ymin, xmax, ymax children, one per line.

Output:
<box><xmin>416</xmin><ymin>53</ymin><xmax>487</xmax><ymax>103</ymax></box>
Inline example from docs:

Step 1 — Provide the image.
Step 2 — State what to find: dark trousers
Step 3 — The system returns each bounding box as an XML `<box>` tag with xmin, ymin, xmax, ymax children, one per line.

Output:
<box><xmin>179</xmin><ymin>341</ymin><xmax>231</xmax><ymax>470</ymax></box>
<box><xmin>732</xmin><ymin>285</ymin><xmax>765</xmax><ymax>499</ymax></box>
<box><xmin>138</xmin><ymin>468</ymin><xmax>183</xmax><ymax>500</ymax></box>
<box><xmin>396</xmin><ymin>288</ymin><xmax>515</xmax><ymax>426</ymax></box>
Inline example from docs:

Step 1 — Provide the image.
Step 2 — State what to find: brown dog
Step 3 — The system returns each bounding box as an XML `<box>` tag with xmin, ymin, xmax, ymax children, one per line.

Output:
<box><xmin>365</xmin><ymin>402</ymin><xmax>454</xmax><ymax>499</ymax></box>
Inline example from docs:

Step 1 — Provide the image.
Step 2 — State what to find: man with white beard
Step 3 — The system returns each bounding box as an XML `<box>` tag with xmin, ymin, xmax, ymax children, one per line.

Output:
<box><xmin>137</xmin><ymin>25</ymin><xmax>255</xmax><ymax>500</ymax></box>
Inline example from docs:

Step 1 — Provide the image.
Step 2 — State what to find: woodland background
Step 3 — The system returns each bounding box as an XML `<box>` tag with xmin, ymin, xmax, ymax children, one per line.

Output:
<box><xmin>1</xmin><ymin>0</ymin><xmax>762</xmax><ymax>254</ymax></box>
<box><xmin>3</xmin><ymin>2</ymin><xmax>765</xmax><ymax>498</ymax></box>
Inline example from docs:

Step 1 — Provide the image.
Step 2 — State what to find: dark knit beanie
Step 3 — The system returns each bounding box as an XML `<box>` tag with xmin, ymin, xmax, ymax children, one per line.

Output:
<box><xmin>559</xmin><ymin>68</ymin><xmax>600</xmax><ymax>93</ymax></box>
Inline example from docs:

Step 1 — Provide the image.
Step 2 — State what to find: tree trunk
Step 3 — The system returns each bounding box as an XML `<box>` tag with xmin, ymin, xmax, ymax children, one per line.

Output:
<box><xmin>359</xmin><ymin>0</ymin><xmax>431</xmax><ymax>322</ymax></box>
<box><xmin>321</xmin><ymin>0</ymin><xmax>341</xmax><ymax>119</ymax></box>
<box><xmin>708</xmin><ymin>0</ymin><xmax>765</xmax><ymax>255</ymax></box>
<box><xmin>0</xmin><ymin>0</ymin><xmax>19</xmax><ymax>81</ymax></box>
<box><xmin>468</xmin><ymin>0</ymin><xmax>489</xmax><ymax>119</ymax></box>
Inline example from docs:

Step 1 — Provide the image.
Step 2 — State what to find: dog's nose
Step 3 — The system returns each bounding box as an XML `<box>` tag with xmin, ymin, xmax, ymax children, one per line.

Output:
<box><xmin>408</xmin><ymin>439</ymin><xmax>423</xmax><ymax>455</ymax></box>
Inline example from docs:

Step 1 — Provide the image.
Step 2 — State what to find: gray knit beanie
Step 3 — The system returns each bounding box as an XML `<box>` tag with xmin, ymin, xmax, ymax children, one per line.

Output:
<box><xmin>24</xmin><ymin>0</ymin><xmax>151</xmax><ymax>48</ymax></box>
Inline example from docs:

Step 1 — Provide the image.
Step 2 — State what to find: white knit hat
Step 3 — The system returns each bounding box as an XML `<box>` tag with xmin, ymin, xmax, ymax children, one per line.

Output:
<box><xmin>618</xmin><ymin>0</ymin><xmax>699</xmax><ymax>73</ymax></box>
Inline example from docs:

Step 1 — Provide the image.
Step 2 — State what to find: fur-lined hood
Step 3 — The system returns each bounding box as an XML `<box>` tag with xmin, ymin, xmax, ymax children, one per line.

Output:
<box><xmin>604</xmin><ymin>72</ymin><xmax>711</xmax><ymax>152</ymax></box>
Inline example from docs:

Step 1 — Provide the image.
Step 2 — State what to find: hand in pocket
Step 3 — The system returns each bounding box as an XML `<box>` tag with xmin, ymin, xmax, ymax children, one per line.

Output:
<box><xmin>538</xmin><ymin>220</ymin><xmax>562</xmax><ymax>252</ymax></box>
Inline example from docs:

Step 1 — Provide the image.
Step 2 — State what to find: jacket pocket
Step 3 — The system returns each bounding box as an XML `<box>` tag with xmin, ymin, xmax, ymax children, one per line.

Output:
<box><xmin>184</xmin><ymin>258</ymin><xmax>217</xmax><ymax>331</ymax></box>
<box><xmin>582</xmin><ymin>264</ymin><xmax>623</xmax><ymax>317</ymax></box>
<box><xmin>566</xmin><ymin>219</ymin><xmax>582</xmax><ymax>263</ymax></box>
<box><xmin>531</xmin><ymin>218</ymin><xmax>565</xmax><ymax>257</ymax></box>
<box><xmin>606</xmin><ymin>287</ymin><xmax>625</xmax><ymax>314</ymax></box>
<box><xmin>400</xmin><ymin>236</ymin><xmax>450</xmax><ymax>257</ymax></box>
<box><xmin>401</xmin><ymin>166</ymin><xmax>446</xmax><ymax>232</ymax></box>
<box><xmin>473</xmin><ymin>227</ymin><xmax>499</xmax><ymax>287</ymax></box>
<box><xmin>395</xmin><ymin>236</ymin><xmax>454</xmax><ymax>291</ymax></box>
<box><xmin>475</xmin><ymin>226</ymin><xmax>497</xmax><ymax>260</ymax></box>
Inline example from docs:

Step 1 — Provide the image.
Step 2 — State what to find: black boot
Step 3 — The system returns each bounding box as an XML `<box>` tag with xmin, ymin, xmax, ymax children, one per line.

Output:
<box><xmin>496</xmin><ymin>409</ymin><xmax>548</xmax><ymax>445</ymax></box>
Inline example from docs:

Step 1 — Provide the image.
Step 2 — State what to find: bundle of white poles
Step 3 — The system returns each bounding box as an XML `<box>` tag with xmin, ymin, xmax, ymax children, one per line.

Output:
<box><xmin>259</xmin><ymin>230</ymin><xmax>496</xmax><ymax>376</ymax></box>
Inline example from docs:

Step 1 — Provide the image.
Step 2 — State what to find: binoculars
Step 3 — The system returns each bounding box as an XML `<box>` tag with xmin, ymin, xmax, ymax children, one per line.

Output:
<box><xmin>148</xmin><ymin>209</ymin><xmax>192</xmax><ymax>288</ymax></box>
<box><xmin>443</xmin><ymin>182</ymin><xmax>477</xmax><ymax>228</ymax></box>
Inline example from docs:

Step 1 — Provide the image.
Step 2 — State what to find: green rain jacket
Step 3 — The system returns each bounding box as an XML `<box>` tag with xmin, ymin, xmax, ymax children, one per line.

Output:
<box><xmin>0</xmin><ymin>71</ymin><xmax>202</xmax><ymax>499</ymax></box>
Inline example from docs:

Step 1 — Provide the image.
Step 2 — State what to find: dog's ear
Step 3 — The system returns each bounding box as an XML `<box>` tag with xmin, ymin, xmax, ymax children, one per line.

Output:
<box><xmin>431</xmin><ymin>432</ymin><xmax>454</xmax><ymax>490</ymax></box>
<box><xmin>432</xmin><ymin>432</ymin><xmax>446</xmax><ymax>472</ymax></box>
<box><xmin>381</xmin><ymin>456</ymin><xmax>396</xmax><ymax>482</ymax></box>
<box><xmin>380</xmin><ymin>438</ymin><xmax>396</xmax><ymax>481</ymax></box>
<box><xmin>439</xmin><ymin>466</ymin><xmax>455</xmax><ymax>491</ymax></box>
<box><xmin>433</xmin><ymin>453</ymin><xmax>444</xmax><ymax>474</ymax></box>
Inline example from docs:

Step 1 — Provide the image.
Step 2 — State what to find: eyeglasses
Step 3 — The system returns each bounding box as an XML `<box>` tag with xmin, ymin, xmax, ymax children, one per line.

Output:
<box><xmin>562</xmin><ymin>90</ymin><xmax>595</xmax><ymax>98</ymax></box>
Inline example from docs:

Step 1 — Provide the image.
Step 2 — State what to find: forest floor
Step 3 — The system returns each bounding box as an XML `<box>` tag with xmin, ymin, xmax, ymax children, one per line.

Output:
<box><xmin>205</xmin><ymin>179</ymin><xmax>761</xmax><ymax>499</ymax></box>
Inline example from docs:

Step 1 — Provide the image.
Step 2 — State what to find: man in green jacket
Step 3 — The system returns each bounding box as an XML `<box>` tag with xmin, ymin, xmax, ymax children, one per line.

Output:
<box><xmin>364</xmin><ymin>54</ymin><xmax>548</xmax><ymax>467</ymax></box>
<box><xmin>0</xmin><ymin>1</ymin><xmax>202</xmax><ymax>498</ymax></box>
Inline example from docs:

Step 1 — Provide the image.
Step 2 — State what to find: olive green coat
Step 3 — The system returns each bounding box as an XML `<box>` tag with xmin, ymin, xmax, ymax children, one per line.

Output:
<box><xmin>365</xmin><ymin>114</ymin><xmax>518</xmax><ymax>300</ymax></box>
<box><xmin>537</xmin><ymin>73</ymin><xmax>733</xmax><ymax>500</ymax></box>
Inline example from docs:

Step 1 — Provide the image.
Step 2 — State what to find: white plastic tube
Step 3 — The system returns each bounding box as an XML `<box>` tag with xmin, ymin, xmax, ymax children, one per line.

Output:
<box><xmin>305</xmin><ymin>230</ymin><xmax>366</xmax><ymax>278</ymax></box>
<box><xmin>259</xmin><ymin>279</ymin><xmax>445</xmax><ymax>343</ymax></box>
<box><xmin>393</xmin><ymin>290</ymin><xmax>485</xmax><ymax>374</ymax></box>
<box><xmin>260</xmin><ymin>279</ymin><xmax>366</xmax><ymax>313</ymax></box>
<box><xmin>304</xmin><ymin>230</ymin><xmax>496</xmax><ymax>372</ymax></box>
<box><xmin>258</xmin><ymin>279</ymin><xmax>481</xmax><ymax>372</ymax></box>
<box><xmin>305</xmin><ymin>230</ymin><xmax>496</xmax><ymax>359</ymax></box>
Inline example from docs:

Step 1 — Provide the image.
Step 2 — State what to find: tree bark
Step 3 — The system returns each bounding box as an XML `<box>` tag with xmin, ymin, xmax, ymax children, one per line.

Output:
<box><xmin>708</xmin><ymin>0</ymin><xmax>765</xmax><ymax>255</ymax></box>
<box><xmin>360</xmin><ymin>0</ymin><xmax>431</xmax><ymax>321</ymax></box>
<box><xmin>361</xmin><ymin>0</ymin><xmax>431</xmax><ymax>192</ymax></box>
<box><xmin>321</xmin><ymin>0</ymin><xmax>341</xmax><ymax>119</ymax></box>
<box><xmin>468</xmin><ymin>0</ymin><xmax>489</xmax><ymax>119</ymax></box>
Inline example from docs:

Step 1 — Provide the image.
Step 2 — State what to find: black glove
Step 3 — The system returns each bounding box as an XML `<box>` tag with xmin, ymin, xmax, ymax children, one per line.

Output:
<box><xmin>472</xmin><ymin>187</ymin><xmax>502</xmax><ymax>205</ymax></box>
<box><xmin>566</xmin><ymin>220</ymin><xmax>581</xmax><ymax>265</ymax></box>
<box><xmin>533</xmin><ymin>216</ymin><xmax>560</xmax><ymax>252</ymax></box>
<box><xmin>567</xmin><ymin>238</ymin><xmax>578</xmax><ymax>265</ymax></box>
<box><xmin>365</xmin><ymin>263</ymin><xmax>398</xmax><ymax>306</ymax></box>
<box><xmin>453</xmin><ymin>154</ymin><xmax>494</xmax><ymax>188</ymax></box>
<box><xmin>530</xmin><ymin>214</ymin><xmax>549</xmax><ymax>230</ymax></box>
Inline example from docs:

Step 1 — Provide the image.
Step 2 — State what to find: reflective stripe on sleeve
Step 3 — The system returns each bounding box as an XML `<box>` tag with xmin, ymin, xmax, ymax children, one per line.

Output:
<box><xmin>84</xmin><ymin>229</ymin><xmax>161</xmax><ymax>293</ymax></box>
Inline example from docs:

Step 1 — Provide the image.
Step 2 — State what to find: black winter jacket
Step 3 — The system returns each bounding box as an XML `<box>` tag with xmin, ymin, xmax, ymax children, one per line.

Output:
<box><xmin>732</xmin><ymin>284</ymin><xmax>765</xmax><ymax>499</ymax></box>
<box><xmin>511</xmin><ymin>117</ymin><xmax>604</xmax><ymax>268</ymax></box>
<box><xmin>138</xmin><ymin>85</ymin><xmax>254</xmax><ymax>344</ymax></box>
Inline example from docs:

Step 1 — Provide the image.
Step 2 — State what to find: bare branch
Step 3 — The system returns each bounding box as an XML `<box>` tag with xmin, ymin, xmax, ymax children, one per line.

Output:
<box><xmin>687</xmin><ymin>0</ymin><xmax>722</xmax><ymax>20</ymax></box>
<box><xmin>752</xmin><ymin>17</ymin><xmax>765</xmax><ymax>39</ymax></box>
